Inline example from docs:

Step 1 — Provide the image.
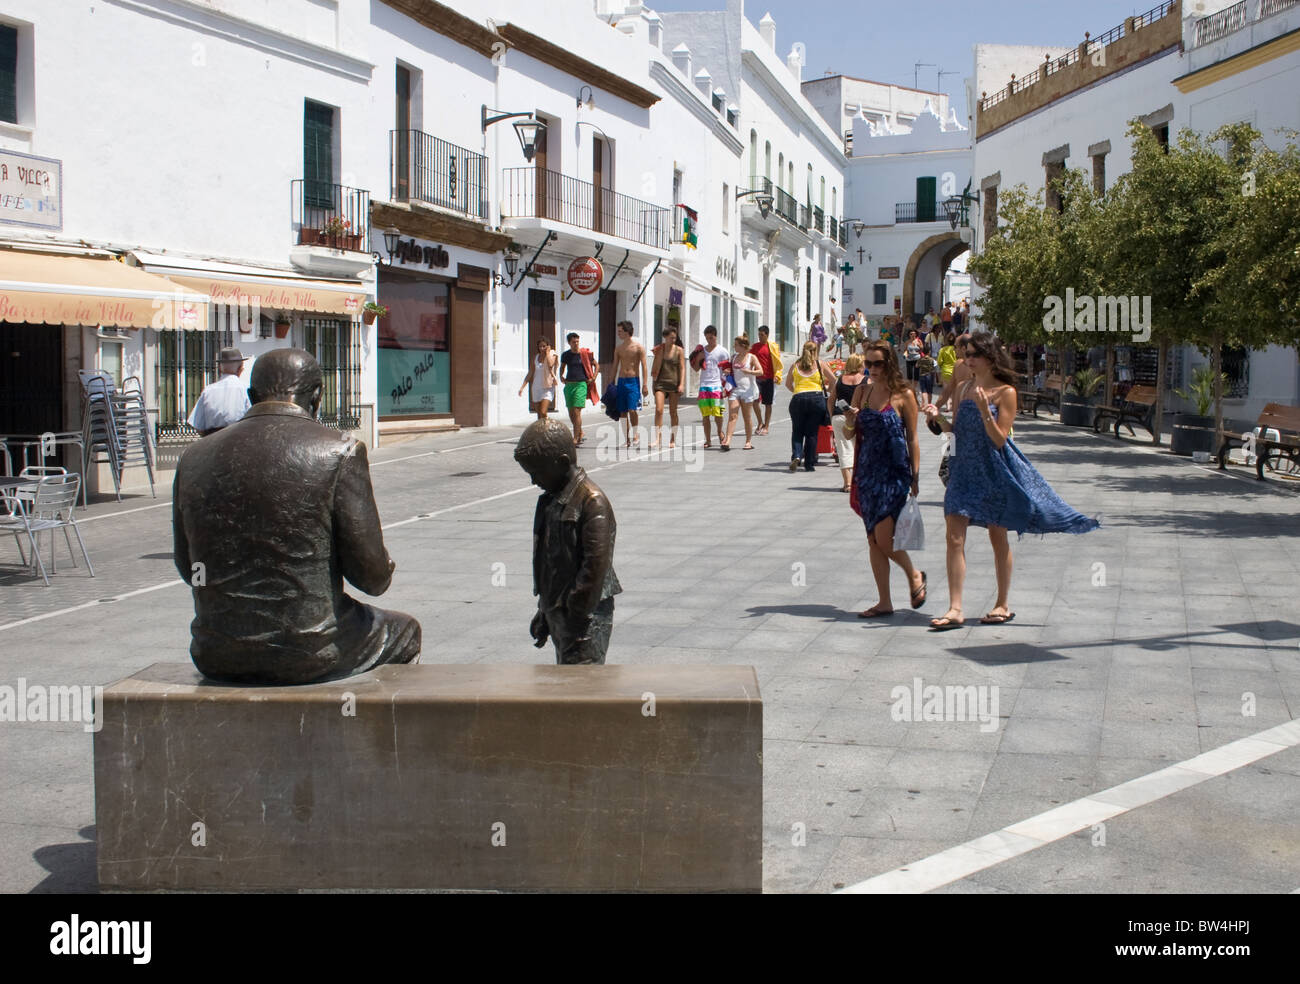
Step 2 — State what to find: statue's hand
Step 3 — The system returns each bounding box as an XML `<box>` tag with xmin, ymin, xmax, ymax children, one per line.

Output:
<box><xmin>529</xmin><ymin>610</ymin><xmax>549</xmax><ymax>648</ymax></box>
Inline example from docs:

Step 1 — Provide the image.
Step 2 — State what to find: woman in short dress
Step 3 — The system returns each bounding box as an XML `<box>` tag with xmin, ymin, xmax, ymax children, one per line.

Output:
<box><xmin>518</xmin><ymin>337</ymin><xmax>558</xmax><ymax>419</ymax></box>
<box><xmin>844</xmin><ymin>341</ymin><xmax>926</xmax><ymax>617</ymax></box>
<box><xmin>922</xmin><ymin>332</ymin><xmax>1100</xmax><ymax>630</ymax></box>
<box><xmin>829</xmin><ymin>353</ymin><xmax>866</xmax><ymax>493</ymax></box>
<box><xmin>650</xmin><ymin>327</ymin><xmax>685</xmax><ymax>449</ymax></box>
<box><xmin>722</xmin><ymin>335</ymin><xmax>761</xmax><ymax>450</ymax></box>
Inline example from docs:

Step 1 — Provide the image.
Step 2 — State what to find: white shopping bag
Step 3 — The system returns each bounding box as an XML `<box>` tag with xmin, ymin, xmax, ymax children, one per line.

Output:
<box><xmin>894</xmin><ymin>494</ymin><xmax>925</xmax><ymax>552</ymax></box>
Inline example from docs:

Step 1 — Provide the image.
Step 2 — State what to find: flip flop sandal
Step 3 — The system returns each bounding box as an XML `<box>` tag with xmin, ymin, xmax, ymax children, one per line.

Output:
<box><xmin>980</xmin><ymin>612</ymin><xmax>1016</xmax><ymax>625</ymax></box>
<box><xmin>929</xmin><ymin>613</ymin><xmax>964</xmax><ymax>631</ymax></box>
<box><xmin>910</xmin><ymin>571</ymin><xmax>927</xmax><ymax>609</ymax></box>
<box><xmin>857</xmin><ymin>607</ymin><xmax>895</xmax><ymax>618</ymax></box>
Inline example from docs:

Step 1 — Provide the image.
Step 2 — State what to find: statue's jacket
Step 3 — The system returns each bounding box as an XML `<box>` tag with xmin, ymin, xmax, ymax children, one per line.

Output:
<box><xmin>532</xmin><ymin>466</ymin><xmax>621</xmax><ymax>620</ymax></box>
<box><xmin>173</xmin><ymin>401</ymin><xmax>396</xmax><ymax>683</ymax></box>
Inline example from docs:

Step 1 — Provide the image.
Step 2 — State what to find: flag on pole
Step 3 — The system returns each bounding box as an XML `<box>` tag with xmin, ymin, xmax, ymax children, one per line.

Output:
<box><xmin>679</xmin><ymin>204</ymin><xmax>698</xmax><ymax>249</ymax></box>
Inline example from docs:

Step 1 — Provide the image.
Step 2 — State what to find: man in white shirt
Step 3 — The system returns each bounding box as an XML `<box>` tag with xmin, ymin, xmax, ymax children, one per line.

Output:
<box><xmin>188</xmin><ymin>347</ymin><xmax>252</xmax><ymax>436</ymax></box>
<box><xmin>691</xmin><ymin>325</ymin><xmax>729</xmax><ymax>449</ymax></box>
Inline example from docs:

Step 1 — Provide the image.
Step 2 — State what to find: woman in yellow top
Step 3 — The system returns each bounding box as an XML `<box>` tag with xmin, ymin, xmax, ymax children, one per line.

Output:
<box><xmin>784</xmin><ymin>341</ymin><xmax>832</xmax><ymax>472</ymax></box>
<box><xmin>937</xmin><ymin>333</ymin><xmax>957</xmax><ymax>386</ymax></box>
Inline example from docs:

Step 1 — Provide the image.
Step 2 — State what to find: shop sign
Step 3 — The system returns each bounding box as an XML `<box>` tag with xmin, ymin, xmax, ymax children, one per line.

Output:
<box><xmin>567</xmin><ymin>257</ymin><xmax>603</xmax><ymax>295</ymax></box>
<box><xmin>0</xmin><ymin>151</ymin><xmax>62</xmax><ymax>231</ymax></box>
<box><xmin>878</xmin><ymin>266</ymin><xmax>900</xmax><ymax>280</ymax></box>
<box><xmin>668</xmin><ymin>287</ymin><xmax>683</xmax><ymax>306</ymax></box>
<box><xmin>533</xmin><ymin>263</ymin><xmax>558</xmax><ymax>276</ymax></box>
<box><xmin>392</xmin><ymin>237</ymin><xmax>450</xmax><ymax>270</ymax></box>
<box><xmin>378</xmin><ymin>348</ymin><xmax>451</xmax><ymax>417</ymax></box>
<box><xmin>715</xmin><ymin>257</ymin><xmax>737</xmax><ymax>284</ymax></box>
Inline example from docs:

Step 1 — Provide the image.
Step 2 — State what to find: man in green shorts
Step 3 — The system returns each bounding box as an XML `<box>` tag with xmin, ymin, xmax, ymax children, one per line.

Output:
<box><xmin>560</xmin><ymin>332</ymin><xmax>591</xmax><ymax>444</ymax></box>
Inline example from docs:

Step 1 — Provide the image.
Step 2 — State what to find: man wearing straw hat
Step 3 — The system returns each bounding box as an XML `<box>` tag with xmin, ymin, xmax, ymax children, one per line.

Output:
<box><xmin>188</xmin><ymin>346</ymin><xmax>252</xmax><ymax>436</ymax></box>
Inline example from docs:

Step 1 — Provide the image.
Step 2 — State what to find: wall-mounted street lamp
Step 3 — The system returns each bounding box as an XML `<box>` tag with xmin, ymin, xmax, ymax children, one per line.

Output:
<box><xmin>493</xmin><ymin>247</ymin><xmax>521</xmax><ymax>287</ymax></box>
<box><xmin>736</xmin><ymin>186</ymin><xmax>774</xmax><ymax>219</ymax></box>
<box><xmin>482</xmin><ymin>106</ymin><xmax>547</xmax><ymax>162</ymax></box>
<box><xmin>846</xmin><ymin>219</ymin><xmax>867</xmax><ymax>239</ymax></box>
<box><xmin>576</xmin><ymin>85</ymin><xmax>594</xmax><ymax>110</ymax></box>
<box><xmin>942</xmin><ymin>190</ymin><xmax>978</xmax><ymax>231</ymax></box>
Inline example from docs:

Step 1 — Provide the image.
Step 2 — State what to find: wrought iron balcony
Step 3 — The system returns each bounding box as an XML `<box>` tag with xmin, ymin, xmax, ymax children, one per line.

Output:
<box><xmin>292</xmin><ymin>180</ymin><xmax>370</xmax><ymax>251</ymax></box>
<box><xmin>390</xmin><ymin>129</ymin><xmax>488</xmax><ymax>220</ymax></box>
<box><xmin>501</xmin><ymin>167</ymin><xmax>672</xmax><ymax>249</ymax></box>
<box><xmin>812</xmin><ymin>206</ymin><xmax>825</xmax><ymax>234</ymax></box>
<box><xmin>894</xmin><ymin>201</ymin><xmax>946</xmax><ymax>224</ymax></box>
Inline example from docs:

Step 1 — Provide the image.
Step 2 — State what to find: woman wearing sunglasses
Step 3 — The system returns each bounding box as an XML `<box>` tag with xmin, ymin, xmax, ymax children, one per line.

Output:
<box><xmin>922</xmin><ymin>332</ymin><xmax>1099</xmax><ymax>630</ymax></box>
<box><xmin>843</xmin><ymin>342</ymin><xmax>926</xmax><ymax>617</ymax></box>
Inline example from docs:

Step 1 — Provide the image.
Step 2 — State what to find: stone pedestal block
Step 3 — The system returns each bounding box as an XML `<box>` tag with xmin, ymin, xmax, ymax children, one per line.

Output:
<box><xmin>94</xmin><ymin>662</ymin><xmax>762</xmax><ymax>892</ymax></box>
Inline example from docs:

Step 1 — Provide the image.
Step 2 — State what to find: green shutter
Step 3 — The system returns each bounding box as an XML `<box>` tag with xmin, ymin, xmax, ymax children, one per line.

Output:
<box><xmin>304</xmin><ymin>101</ymin><xmax>334</xmax><ymax>208</ymax></box>
<box><xmin>916</xmin><ymin>177</ymin><xmax>936</xmax><ymax>222</ymax></box>
<box><xmin>0</xmin><ymin>25</ymin><xmax>17</xmax><ymax>124</ymax></box>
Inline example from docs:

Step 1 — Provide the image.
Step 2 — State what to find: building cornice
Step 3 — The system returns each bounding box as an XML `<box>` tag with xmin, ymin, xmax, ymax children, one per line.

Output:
<box><xmin>371</xmin><ymin>201</ymin><xmax>512</xmax><ymax>254</ymax></box>
<box><xmin>496</xmin><ymin>23</ymin><xmax>660</xmax><ymax>109</ymax></box>
<box><xmin>649</xmin><ymin>62</ymin><xmax>744</xmax><ymax>156</ymax></box>
<box><xmin>741</xmin><ymin>49</ymin><xmax>846</xmax><ymax>166</ymax></box>
<box><xmin>105</xmin><ymin>0</ymin><xmax>374</xmax><ymax>81</ymax></box>
<box><xmin>381</xmin><ymin>0</ymin><xmax>500</xmax><ymax>58</ymax></box>
<box><xmin>1172</xmin><ymin>25</ymin><xmax>1300</xmax><ymax>92</ymax></box>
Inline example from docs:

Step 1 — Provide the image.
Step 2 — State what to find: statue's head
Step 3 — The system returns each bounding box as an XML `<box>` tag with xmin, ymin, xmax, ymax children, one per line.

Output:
<box><xmin>514</xmin><ymin>418</ymin><xmax>576</xmax><ymax>493</ymax></box>
<box><xmin>248</xmin><ymin>348</ymin><xmax>323</xmax><ymax>418</ymax></box>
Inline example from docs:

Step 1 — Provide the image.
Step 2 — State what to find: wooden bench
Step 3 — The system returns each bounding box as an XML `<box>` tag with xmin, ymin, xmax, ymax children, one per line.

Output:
<box><xmin>1020</xmin><ymin>374</ymin><xmax>1062</xmax><ymax>418</ymax></box>
<box><xmin>1217</xmin><ymin>403</ymin><xmax>1300</xmax><ymax>480</ymax></box>
<box><xmin>1092</xmin><ymin>384</ymin><xmax>1158</xmax><ymax>438</ymax></box>
<box><xmin>94</xmin><ymin>662</ymin><xmax>763</xmax><ymax>892</ymax></box>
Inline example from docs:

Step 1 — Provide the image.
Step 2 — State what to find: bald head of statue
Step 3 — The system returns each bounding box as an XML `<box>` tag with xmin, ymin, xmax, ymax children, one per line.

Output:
<box><xmin>248</xmin><ymin>348</ymin><xmax>324</xmax><ymax>418</ymax></box>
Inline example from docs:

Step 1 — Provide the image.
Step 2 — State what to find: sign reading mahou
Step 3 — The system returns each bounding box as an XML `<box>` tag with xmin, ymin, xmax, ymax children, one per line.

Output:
<box><xmin>0</xmin><ymin>151</ymin><xmax>62</xmax><ymax>231</ymax></box>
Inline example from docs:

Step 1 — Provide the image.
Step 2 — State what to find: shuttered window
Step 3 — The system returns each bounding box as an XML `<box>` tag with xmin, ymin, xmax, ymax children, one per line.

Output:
<box><xmin>916</xmin><ymin>176</ymin><xmax>936</xmax><ymax>222</ymax></box>
<box><xmin>304</xmin><ymin>100</ymin><xmax>335</xmax><ymax>208</ymax></box>
<box><xmin>0</xmin><ymin>24</ymin><xmax>17</xmax><ymax>124</ymax></box>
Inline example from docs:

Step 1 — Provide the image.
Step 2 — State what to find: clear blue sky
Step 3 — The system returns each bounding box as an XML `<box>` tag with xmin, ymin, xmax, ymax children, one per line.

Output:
<box><xmin>645</xmin><ymin>0</ymin><xmax>1164</xmax><ymax>117</ymax></box>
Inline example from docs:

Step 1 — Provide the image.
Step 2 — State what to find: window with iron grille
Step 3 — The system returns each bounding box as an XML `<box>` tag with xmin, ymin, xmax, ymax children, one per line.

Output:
<box><xmin>1222</xmin><ymin>345</ymin><xmax>1249</xmax><ymax>398</ymax></box>
<box><xmin>302</xmin><ymin>317</ymin><xmax>361</xmax><ymax>429</ymax></box>
<box><xmin>154</xmin><ymin>322</ymin><xmax>231</xmax><ymax>438</ymax></box>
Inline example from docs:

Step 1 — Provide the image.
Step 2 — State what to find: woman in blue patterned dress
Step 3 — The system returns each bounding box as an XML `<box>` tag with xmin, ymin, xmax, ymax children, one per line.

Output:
<box><xmin>922</xmin><ymin>333</ymin><xmax>1099</xmax><ymax>630</ymax></box>
<box><xmin>844</xmin><ymin>341</ymin><xmax>927</xmax><ymax>618</ymax></box>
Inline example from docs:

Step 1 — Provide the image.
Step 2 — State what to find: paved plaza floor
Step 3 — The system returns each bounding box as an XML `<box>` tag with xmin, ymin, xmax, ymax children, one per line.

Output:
<box><xmin>1</xmin><ymin>406</ymin><xmax>1297</xmax><ymax>893</ymax></box>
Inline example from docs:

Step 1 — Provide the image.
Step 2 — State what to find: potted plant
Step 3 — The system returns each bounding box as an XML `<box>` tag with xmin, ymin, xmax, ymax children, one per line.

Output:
<box><xmin>274</xmin><ymin>317</ymin><xmax>292</xmax><ymax>339</ymax></box>
<box><xmin>321</xmin><ymin>215</ymin><xmax>355</xmax><ymax>249</ymax></box>
<box><xmin>1060</xmin><ymin>367</ymin><xmax>1103</xmax><ymax>427</ymax></box>
<box><xmin>1170</xmin><ymin>365</ymin><xmax>1224</xmax><ymax>456</ymax></box>
<box><xmin>362</xmin><ymin>301</ymin><xmax>389</xmax><ymax>326</ymax></box>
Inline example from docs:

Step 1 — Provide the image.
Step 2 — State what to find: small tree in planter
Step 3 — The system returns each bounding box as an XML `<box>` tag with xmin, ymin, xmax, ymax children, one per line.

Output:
<box><xmin>1171</xmin><ymin>365</ymin><xmax>1225</xmax><ymax>455</ymax></box>
<box><xmin>1061</xmin><ymin>368</ymin><xmax>1103</xmax><ymax>427</ymax></box>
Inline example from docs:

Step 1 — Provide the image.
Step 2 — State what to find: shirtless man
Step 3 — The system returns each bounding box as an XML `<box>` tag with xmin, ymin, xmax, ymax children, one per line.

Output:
<box><xmin>612</xmin><ymin>320</ymin><xmax>649</xmax><ymax>447</ymax></box>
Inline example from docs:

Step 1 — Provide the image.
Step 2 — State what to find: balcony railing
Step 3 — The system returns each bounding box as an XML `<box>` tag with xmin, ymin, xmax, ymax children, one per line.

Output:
<box><xmin>895</xmin><ymin>201</ymin><xmax>946</xmax><ymax>223</ymax></box>
<box><xmin>390</xmin><ymin>129</ymin><xmax>487</xmax><ymax>220</ymax></box>
<box><xmin>292</xmin><ymin>180</ymin><xmax>370</xmax><ymax>252</ymax></box>
<box><xmin>812</xmin><ymin>206</ymin><xmax>825</xmax><ymax>234</ymax></box>
<box><xmin>501</xmin><ymin>167</ymin><xmax>671</xmax><ymax>249</ymax></box>
<box><xmin>1194</xmin><ymin>0</ymin><xmax>1248</xmax><ymax>45</ymax></box>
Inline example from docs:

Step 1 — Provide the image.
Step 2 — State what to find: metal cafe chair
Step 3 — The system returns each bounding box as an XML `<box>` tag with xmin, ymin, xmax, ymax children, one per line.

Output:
<box><xmin>9</xmin><ymin>474</ymin><xmax>94</xmax><ymax>586</ymax></box>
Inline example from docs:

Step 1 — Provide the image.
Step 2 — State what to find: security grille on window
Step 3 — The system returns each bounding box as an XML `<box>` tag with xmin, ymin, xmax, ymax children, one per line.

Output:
<box><xmin>1221</xmin><ymin>346</ymin><xmax>1249</xmax><ymax>399</ymax></box>
<box><xmin>302</xmin><ymin>317</ymin><xmax>361</xmax><ymax>429</ymax></box>
<box><xmin>154</xmin><ymin>322</ymin><xmax>231</xmax><ymax>438</ymax></box>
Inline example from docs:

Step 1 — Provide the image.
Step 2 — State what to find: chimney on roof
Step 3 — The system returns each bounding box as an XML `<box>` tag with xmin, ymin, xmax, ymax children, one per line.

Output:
<box><xmin>671</xmin><ymin>42</ymin><xmax>691</xmax><ymax>79</ymax></box>
<box><xmin>695</xmin><ymin>68</ymin><xmax>713</xmax><ymax>97</ymax></box>
<box><xmin>786</xmin><ymin>42</ymin><xmax>804</xmax><ymax>83</ymax></box>
<box><xmin>647</xmin><ymin>13</ymin><xmax>662</xmax><ymax>51</ymax></box>
<box><xmin>759</xmin><ymin>12</ymin><xmax>776</xmax><ymax>51</ymax></box>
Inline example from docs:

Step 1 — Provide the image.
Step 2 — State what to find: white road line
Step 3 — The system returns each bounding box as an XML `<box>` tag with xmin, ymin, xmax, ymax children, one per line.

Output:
<box><xmin>838</xmin><ymin>718</ymin><xmax>1300</xmax><ymax>894</ymax></box>
<box><xmin>371</xmin><ymin>438</ymin><xmax>517</xmax><ymax>467</ymax></box>
<box><xmin>75</xmin><ymin>500</ymin><xmax>172</xmax><ymax>523</ymax></box>
<box><xmin>0</xmin><ymin>579</ymin><xmax>184</xmax><ymax>633</ymax></box>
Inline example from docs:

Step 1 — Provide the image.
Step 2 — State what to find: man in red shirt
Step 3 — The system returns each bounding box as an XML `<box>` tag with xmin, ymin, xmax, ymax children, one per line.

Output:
<box><xmin>750</xmin><ymin>325</ymin><xmax>784</xmax><ymax>436</ymax></box>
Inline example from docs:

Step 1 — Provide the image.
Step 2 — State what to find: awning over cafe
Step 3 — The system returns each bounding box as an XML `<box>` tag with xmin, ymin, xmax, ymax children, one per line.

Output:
<box><xmin>0</xmin><ymin>250</ymin><xmax>208</xmax><ymax>329</ymax></box>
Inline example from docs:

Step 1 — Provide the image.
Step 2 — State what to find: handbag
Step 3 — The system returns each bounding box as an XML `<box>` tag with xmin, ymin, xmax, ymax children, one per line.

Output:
<box><xmin>894</xmin><ymin>494</ymin><xmax>925</xmax><ymax>551</ymax></box>
<box><xmin>938</xmin><ymin>431</ymin><xmax>952</xmax><ymax>487</ymax></box>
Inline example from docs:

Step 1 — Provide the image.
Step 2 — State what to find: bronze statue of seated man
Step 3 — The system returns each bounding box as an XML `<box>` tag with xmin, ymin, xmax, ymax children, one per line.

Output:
<box><xmin>173</xmin><ymin>348</ymin><xmax>420</xmax><ymax>684</ymax></box>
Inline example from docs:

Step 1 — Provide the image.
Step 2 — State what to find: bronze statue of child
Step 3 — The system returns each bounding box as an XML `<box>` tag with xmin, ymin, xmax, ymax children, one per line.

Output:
<box><xmin>514</xmin><ymin>419</ymin><xmax>621</xmax><ymax>664</ymax></box>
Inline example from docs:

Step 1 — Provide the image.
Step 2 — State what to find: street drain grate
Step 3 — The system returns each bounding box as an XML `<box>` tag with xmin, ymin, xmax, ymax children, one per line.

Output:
<box><xmin>448</xmin><ymin>471</ymin><xmax>484</xmax><ymax>478</ymax></box>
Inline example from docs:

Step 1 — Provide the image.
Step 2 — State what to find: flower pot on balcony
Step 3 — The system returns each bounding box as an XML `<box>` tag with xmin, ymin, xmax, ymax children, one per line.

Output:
<box><xmin>1169</xmin><ymin>413</ymin><xmax>1215</xmax><ymax>456</ymax></box>
<box><xmin>274</xmin><ymin>320</ymin><xmax>292</xmax><ymax>339</ymax></box>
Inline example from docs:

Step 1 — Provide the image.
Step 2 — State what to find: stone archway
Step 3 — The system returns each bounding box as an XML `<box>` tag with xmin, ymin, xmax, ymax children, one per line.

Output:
<box><xmin>902</xmin><ymin>231</ymin><xmax>969</xmax><ymax>325</ymax></box>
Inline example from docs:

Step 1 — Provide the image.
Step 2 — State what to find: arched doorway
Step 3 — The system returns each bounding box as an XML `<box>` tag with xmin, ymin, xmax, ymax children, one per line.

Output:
<box><xmin>902</xmin><ymin>232</ymin><xmax>969</xmax><ymax>326</ymax></box>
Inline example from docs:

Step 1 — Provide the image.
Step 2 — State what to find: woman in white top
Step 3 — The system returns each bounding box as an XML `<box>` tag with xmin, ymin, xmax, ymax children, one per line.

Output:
<box><xmin>722</xmin><ymin>335</ymin><xmax>761</xmax><ymax>450</ymax></box>
<box><xmin>518</xmin><ymin>337</ymin><xmax>559</xmax><ymax>419</ymax></box>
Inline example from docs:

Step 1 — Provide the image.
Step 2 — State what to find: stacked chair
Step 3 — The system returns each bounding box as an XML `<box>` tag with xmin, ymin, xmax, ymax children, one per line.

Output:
<box><xmin>78</xmin><ymin>371</ymin><xmax>156</xmax><ymax>502</ymax></box>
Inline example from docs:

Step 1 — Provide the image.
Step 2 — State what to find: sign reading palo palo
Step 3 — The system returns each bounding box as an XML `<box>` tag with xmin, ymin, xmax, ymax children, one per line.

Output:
<box><xmin>567</xmin><ymin>257</ymin><xmax>604</xmax><ymax>295</ymax></box>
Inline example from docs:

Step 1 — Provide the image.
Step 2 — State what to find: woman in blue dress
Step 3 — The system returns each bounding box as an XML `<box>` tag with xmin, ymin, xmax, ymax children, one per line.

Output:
<box><xmin>844</xmin><ymin>341</ymin><xmax>927</xmax><ymax>618</ymax></box>
<box><xmin>922</xmin><ymin>333</ymin><xmax>1099</xmax><ymax>630</ymax></box>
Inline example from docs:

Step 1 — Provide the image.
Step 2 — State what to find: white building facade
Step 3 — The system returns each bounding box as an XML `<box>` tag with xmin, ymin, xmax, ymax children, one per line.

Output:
<box><xmin>802</xmin><ymin>74</ymin><xmax>951</xmax><ymax>156</ymax></box>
